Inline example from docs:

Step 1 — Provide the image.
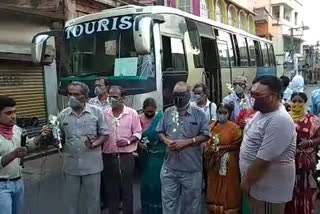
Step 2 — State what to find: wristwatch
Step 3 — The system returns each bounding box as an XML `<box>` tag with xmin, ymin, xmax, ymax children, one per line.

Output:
<box><xmin>127</xmin><ymin>140</ymin><xmax>131</xmax><ymax>145</ymax></box>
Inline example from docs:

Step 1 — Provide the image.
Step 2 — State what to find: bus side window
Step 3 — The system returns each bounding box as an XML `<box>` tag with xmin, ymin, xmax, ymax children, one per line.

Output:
<box><xmin>261</xmin><ymin>42</ymin><xmax>270</xmax><ymax>67</ymax></box>
<box><xmin>254</xmin><ymin>41</ymin><xmax>263</xmax><ymax>67</ymax></box>
<box><xmin>268</xmin><ymin>44</ymin><xmax>276</xmax><ymax>67</ymax></box>
<box><xmin>247</xmin><ymin>39</ymin><xmax>257</xmax><ymax>67</ymax></box>
<box><xmin>217</xmin><ymin>41</ymin><xmax>230</xmax><ymax>67</ymax></box>
<box><xmin>162</xmin><ymin>36</ymin><xmax>186</xmax><ymax>72</ymax></box>
<box><xmin>216</xmin><ymin>30</ymin><xmax>236</xmax><ymax>67</ymax></box>
<box><xmin>186</xmin><ymin>19</ymin><xmax>203</xmax><ymax>68</ymax></box>
<box><xmin>236</xmin><ymin>35</ymin><xmax>249</xmax><ymax>67</ymax></box>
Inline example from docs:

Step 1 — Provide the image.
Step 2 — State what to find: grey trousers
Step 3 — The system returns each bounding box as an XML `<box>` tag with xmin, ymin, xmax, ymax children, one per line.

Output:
<box><xmin>248</xmin><ymin>195</ymin><xmax>285</xmax><ymax>214</ymax></box>
<box><xmin>64</xmin><ymin>173</ymin><xmax>101</xmax><ymax>214</ymax></box>
<box><xmin>160</xmin><ymin>164</ymin><xmax>202</xmax><ymax>214</ymax></box>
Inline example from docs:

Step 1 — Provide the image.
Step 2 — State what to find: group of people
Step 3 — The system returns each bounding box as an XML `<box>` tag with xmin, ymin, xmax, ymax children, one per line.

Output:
<box><xmin>0</xmin><ymin>74</ymin><xmax>319</xmax><ymax>214</ymax></box>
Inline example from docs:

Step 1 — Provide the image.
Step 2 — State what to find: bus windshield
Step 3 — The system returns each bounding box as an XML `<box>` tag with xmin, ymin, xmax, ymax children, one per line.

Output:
<box><xmin>60</xmin><ymin>15</ymin><xmax>156</xmax><ymax>96</ymax></box>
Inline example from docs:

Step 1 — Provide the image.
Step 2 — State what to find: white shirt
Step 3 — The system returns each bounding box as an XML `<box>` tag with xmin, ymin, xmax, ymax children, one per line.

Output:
<box><xmin>290</xmin><ymin>74</ymin><xmax>304</xmax><ymax>92</ymax></box>
<box><xmin>190</xmin><ymin>99</ymin><xmax>217</xmax><ymax>121</ymax></box>
<box><xmin>282</xmin><ymin>87</ymin><xmax>293</xmax><ymax>103</ymax></box>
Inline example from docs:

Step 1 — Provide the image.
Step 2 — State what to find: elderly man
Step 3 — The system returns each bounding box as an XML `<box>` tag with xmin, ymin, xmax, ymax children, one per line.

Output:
<box><xmin>240</xmin><ymin>76</ymin><xmax>296</xmax><ymax>214</ymax></box>
<box><xmin>156</xmin><ymin>81</ymin><xmax>210</xmax><ymax>214</ymax></box>
<box><xmin>223</xmin><ymin>76</ymin><xmax>252</xmax><ymax>122</ymax></box>
<box><xmin>89</xmin><ymin>78</ymin><xmax>110</xmax><ymax>111</ymax></box>
<box><xmin>0</xmin><ymin>95</ymin><xmax>47</xmax><ymax>214</ymax></box>
<box><xmin>102</xmin><ymin>85</ymin><xmax>142</xmax><ymax>214</ymax></box>
<box><xmin>58</xmin><ymin>81</ymin><xmax>109</xmax><ymax>214</ymax></box>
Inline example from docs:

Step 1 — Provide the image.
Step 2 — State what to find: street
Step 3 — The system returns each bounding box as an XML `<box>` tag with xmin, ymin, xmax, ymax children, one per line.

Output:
<box><xmin>22</xmin><ymin>84</ymin><xmax>319</xmax><ymax>214</ymax></box>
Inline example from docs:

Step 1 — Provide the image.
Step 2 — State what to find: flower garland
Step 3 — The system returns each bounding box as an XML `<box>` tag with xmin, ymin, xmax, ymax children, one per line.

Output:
<box><xmin>317</xmin><ymin>150</ymin><xmax>320</xmax><ymax>182</ymax></box>
<box><xmin>211</xmin><ymin>134</ymin><xmax>220</xmax><ymax>152</ymax></box>
<box><xmin>171</xmin><ymin>108</ymin><xmax>180</xmax><ymax>133</ymax></box>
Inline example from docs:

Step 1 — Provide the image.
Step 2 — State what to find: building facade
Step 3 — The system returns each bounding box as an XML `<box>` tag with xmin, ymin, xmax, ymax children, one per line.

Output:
<box><xmin>254</xmin><ymin>0</ymin><xmax>304</xmax><ymax>77</ymax></box>
<box><xmin>165</xmin><ymin>0</ymin><xmax>256</xmax><ymax>34</ymax></box>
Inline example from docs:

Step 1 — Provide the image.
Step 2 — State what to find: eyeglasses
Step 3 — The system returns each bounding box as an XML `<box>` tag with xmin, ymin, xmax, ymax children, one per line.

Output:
<box><xmin>250</xmin><ymin>92</ymin><xmax>276</xmax><ymax>98</ymax></box>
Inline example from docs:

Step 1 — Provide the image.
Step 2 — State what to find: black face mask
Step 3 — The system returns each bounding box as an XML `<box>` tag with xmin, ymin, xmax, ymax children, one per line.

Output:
<box><xmin>145</xmin><ymin>112</ymin><xmax>155</xmax><ymax>119</ymax></box>
<box><xmin>173</xmin><ymin>92</ymin><xmax>191</xmax><ymax>108</ymax></box>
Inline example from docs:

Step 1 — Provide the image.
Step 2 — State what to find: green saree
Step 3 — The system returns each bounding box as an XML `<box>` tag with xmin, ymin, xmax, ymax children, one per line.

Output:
<box><xmin>139</xmin><ymin>112</ymin><xmax>166</xmax><ymax>214</ymax></box>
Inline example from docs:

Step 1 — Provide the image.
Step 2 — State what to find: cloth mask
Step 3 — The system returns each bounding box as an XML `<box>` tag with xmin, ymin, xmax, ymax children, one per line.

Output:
<box><xmin>109</xmin><ymin>98</ymin><xmax>121</xmax><ymax>108</ymax></box>
<box><xmin>252</xmin><ymin>96</ymin><xmax>267</xmax><ymax>112</ymax></box>
<box><xmin>0</xmin><ymin>123</ymin><xmax>14</xmax><ymax>140</ymax></box>
<box><xmin>94</xmin><ymin>87</ymin><xmax>104</xmax><ymax>96</ymax></box>
<box><xmin>217</xmin><ymin>114</ymin><xmax>228</xmax><ymax>123</ymax></box>
<box><xmin>290</xmin><ymin>103</ymin><xmax>305</xmax><ymax>122</ymax></box>
<box><xmin>234</xmin><ymin>85</ymin><xmax>245</xmax><ymax>95</ymax></box>
<box><xmin>145</xmin><ymin>112</ymin><xmax>156</xmax><ymax>119</ymax></box>
<box><xmin>173</xmin><ymin>92</ymin><xmax>191</xmax><ymax>109</ymax></box>
<box><xmin>194</xmin><ymin>94</ymin><xmax>203</xmax><ymax>104</ymax></box>
<box><xmin>68</xmin><ymin>96</ymin><xmax>82</xmax><ymax>109</ymax></box>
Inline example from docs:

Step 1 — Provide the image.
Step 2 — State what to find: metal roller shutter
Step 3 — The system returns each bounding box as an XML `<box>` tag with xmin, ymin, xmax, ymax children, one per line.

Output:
<box><xmin>0</xmin><ymin>62</ymin><xmax>47</xmax><ymax>124</ymax></box>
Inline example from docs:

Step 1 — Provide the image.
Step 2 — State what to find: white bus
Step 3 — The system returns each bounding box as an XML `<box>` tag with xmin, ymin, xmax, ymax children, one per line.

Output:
<box><xmin>32</xmin><ymin>5</ymin><xmax>277</xmax><ymax>111</ymax></box>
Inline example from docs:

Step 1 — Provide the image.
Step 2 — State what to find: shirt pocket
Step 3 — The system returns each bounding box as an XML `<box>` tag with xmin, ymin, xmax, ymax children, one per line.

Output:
<box><xmin>82</xmin><ymin>117</ymin><xmax>98</xmax><ymax>135</ymax></box>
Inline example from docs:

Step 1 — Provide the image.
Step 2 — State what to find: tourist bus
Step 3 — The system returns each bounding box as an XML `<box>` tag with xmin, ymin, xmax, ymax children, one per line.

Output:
<box><xmin>32</xmin><ymin>5</ymin><xmax>277</xmax><ymax>111</ymax></box>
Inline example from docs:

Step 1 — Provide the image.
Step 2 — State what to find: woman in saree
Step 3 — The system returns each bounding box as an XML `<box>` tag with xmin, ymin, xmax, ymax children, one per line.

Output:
<box><xmin>138</xmin><ymin>98</ymin><xmax>166</xmax><ymax>214</ymax></box>
<box><xmin>285</xmin><ymin>92</ymin><xmax>320</xmax><ymax>214</ymax></box>
<box><xmin>204</xmin><ymin>103</ymin><xmax>243</xmax><ymax>214</ymax></box>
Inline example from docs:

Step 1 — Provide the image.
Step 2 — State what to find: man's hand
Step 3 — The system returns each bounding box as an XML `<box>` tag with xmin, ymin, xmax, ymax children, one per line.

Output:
<box><xmin>40</xmin><ymin>125</ymin><xmax>52</xmax><ymax>138</ymax></box>
<box><xmin>169</xmin><ymin>139</ymin><xmax>191</xmax><ymax>151</ymax></box>
<box><xmin>13</xmin><ymin>147</ymin><xmax>27</xmax><ymax>158</ymax></box>
<box><xmin>84</xmin><ymin>135</ymin><xmax>98</xmax><ymax>149</ymax></box>
<box><xmin>239</xmin><ymin>120</ymin><xmax>246</xmax><ymax>129</ymax></box>
<box><xmin>116</xmin><ymin>139</ymin><xmax>129</xmax><ymax>147</ymax></box>
<box><xmin>138</xmin><ymin>142</ymin><xmax>148</xmax><ymax>150</ymax></box>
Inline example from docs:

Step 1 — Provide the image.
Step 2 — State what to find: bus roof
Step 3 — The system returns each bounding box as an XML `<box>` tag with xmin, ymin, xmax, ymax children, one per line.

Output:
<box><xmin>65</xmin><ymin>5</ymin><xmax>272</xmax><ymax>43</ymax></box>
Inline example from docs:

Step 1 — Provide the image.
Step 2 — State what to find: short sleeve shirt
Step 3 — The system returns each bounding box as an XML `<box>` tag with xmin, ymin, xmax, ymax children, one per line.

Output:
<box><xmin>58</xmin><ymin>104</ymin><xmax>109</xmax><ymax>176</ymax></box>
<box><xmin>223</xmin><ymin>93</ymin><xmax>252</xmax><ymax>122</ymax></box>
<box><xmin>239</xmin><ymin>106</ymin><xmax>296</xmax><ymax>203</ymax></box>
<box><xmin>156</xmin><ymin>105</ymin><xmax>209</xmax><ymax>172</ymax></box>
<box><xmin>190</xmin><ymin>99</ymin><xmax>217</xmax><ymax>121</ymax></box>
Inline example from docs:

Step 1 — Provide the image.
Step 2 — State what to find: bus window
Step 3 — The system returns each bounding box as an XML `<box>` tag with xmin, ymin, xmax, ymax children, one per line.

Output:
<box><xmin>247</xmin><ymin>39</ymin><xmax>257</xmax><ymax>66</ymax></box>
<box><xmin>268</xmin><ymin>44</ymin><xmax>276</xmax><ymax>67</ymax></box>
<box><xmin>254</xmin><ymin>41</ymin><xmax>263</xmax><ymax>67</ymax></box>
<box><xmin>216</xmin><ymin>30</ymin><xmax>236</xmax><ymax>66</ymax></box>
<box><xmin>236</xmin><ymin>35</ymin><xmax>249</xmax><ymax>67</ymax></box>
<box><xmin>217</xmin><ymin>41</ymin><xmax>230</xmax><ymax>67</ymax></box>
<box><xmin>162</xmin><ymin>36</ymin><xmax>187</xmax><ymax>72</ymax></box>
<box><xmin>186</xmin><ymin>19</ymin><xmax>203</xmax><ymax>68</ymax></box>
<box><xmin>261</xmin><ymin>42</ymin><xmax>270</xmax><ymax>67</ymax></box>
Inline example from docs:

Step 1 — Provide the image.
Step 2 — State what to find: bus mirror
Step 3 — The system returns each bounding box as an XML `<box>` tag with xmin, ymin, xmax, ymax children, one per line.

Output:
<box><xmin>133</xmin><ymin>17</ymin><xmax>153</xmax><ymax>55</ymax></box>
<box><xmin>31</xmin><ymin>34</ymin><xmax>50</xmax><ymax>64</ymax></box>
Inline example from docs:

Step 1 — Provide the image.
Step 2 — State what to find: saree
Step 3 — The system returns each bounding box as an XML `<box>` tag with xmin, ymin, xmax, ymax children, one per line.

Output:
<box><xmin>138</xmin><ymin>112</ymin><xmax>166</xmax><ymax>214</ymax></box>
<box><xmin>285</xmin><ymin>113</ymin><xmax>320</xmax><ymax>214</ymax></box>
<box><xmin>204</xmin><ymin>121</ymin><xmax>242</xmax><ymax>214</ymax></box>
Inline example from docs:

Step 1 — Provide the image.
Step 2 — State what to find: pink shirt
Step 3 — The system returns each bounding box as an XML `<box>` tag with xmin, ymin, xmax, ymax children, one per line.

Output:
<box><xmin>103</xmin><ymin>106</ymin><xmax>142</xmax><ymax>154</ymax></box>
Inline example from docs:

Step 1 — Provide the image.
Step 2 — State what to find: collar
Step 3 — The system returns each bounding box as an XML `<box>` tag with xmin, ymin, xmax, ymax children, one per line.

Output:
<box><xmin>68</xmin><ymin>104</ymin><xmax>91</xmax><ymax>116</ymax></box>
<box><xmin>205</xmin><ymin>99</ymin><xmax>211</xmax><ymax>107</ymax></box>
<box><xmin>106</xmin><ymin>105</ymin><xmax>130</xmax><ymax>118</ymax></box>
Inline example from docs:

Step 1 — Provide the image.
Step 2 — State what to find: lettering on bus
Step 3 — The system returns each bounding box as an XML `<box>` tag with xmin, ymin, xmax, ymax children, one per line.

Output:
<box><xmin>0</xmin><ymin>74</ymin><xmax>24</xmax><ymax>86</ymax></box>
<box><xmin>65</xmin><ymin>16</ymin><xmax>133</xmax><ymax>39</ymax></box>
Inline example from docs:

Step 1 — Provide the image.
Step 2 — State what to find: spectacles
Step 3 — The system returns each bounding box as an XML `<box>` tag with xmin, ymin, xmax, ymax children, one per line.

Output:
<box><xmin>250</xmin><ymin>92</ymin><xmax>275</xmax><ymax>98</ymax></box>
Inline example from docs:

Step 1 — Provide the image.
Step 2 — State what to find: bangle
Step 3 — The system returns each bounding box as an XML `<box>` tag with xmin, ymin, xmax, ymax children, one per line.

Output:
<box><xmin>127</xmin><ymin>140</ymin><xmax>131</xmax><ymax>145</ymax></box>
<box><xmin>192</xmin><ymin>138</ymin><xmax>196</xmax><ymax>144</ymax></box>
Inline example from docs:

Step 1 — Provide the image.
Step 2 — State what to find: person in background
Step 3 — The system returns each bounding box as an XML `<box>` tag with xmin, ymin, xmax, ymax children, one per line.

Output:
<box><xmin>223</xmin><ymin>76</ymin><xmax>252</xmax><ymax>122</ymax></box>
<box><xmin>280</xmin><ymin>76</ymin><xmax>293</xmax><ymax>105</ymax></box>
<box><xmin>102</xmin><ymin>85</ymin><xmax>142</xmax><ymax>214</ymax></box>
<box><xmin>290</xmin><ymin>72</ymin><xmax>304</xmax><ymax>92</ymax></box>
<box><xmin>240</xmin><ymin>76</ymin><xmax>296</xmax><ymax>214</ymax></box>
<box><xmin>191</xmin><ymin>83</ymin><xmax>217</xmax><ymax>123</ymax></box>
<box><xmin>0</xmin><ymin>96</ymin><xmax>48</xmax><ymax>214</ymax></box>
<box><xmin>309</xmin><ymin>86</ymin><xmax>320</xmax><ymax>117</ymax></box>
<box><xmin>57</xmin><ymin>82</ymin><xmax>109</xmax><ymax>214</ymax></box>
<box><xmin>204</xmin><ymin>103</ymin><xmax>242</xmax><ymax>214</ymax></box>
<box><xmin>285</xmin><ymin>92</ymin><xmax>320</xmax><ymax>214</ymax></box>
<box><xmin>89</xmin><ymin>78</ymin><xmax>110</xmax><ymax>111</ymax></box>
<box><xmin>138</xmin><ymin>98</ymin><xmax>166</xmax><ymax>214</ymax></box>
<box><xmin>156</xmin><ymin>81</ymin><xmax>209</xmax><ymax>214</ymax></box>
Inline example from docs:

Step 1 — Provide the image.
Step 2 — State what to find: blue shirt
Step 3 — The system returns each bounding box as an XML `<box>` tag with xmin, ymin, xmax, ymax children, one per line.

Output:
<box><xmin>310</xmin><ymin>88</ymin><xmax>320</xmax><ymax>116</ymax></box>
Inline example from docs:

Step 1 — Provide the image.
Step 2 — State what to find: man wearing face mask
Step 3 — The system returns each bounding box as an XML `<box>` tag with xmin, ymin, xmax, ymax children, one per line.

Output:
<box><xmin>223</xmin><ymin>76</ymin><xmax>252</xmax><ymax>122</ymax></box>
<box><xmin>239</xmin><ymin>76</ymin><xmax>296</xmax><ymax>214</ymax></box>
<box><xmin>89</xmin><ymin>78</ymin><xmax>110</xmax><ymax>111</ymax></box>
<box><xmin>57</xmin><ymin>81</ymin><xmax>109</xmax><ymax>214</ymax></box>
<box><xmin>191</xmin><ymin>83</ymin><xmax>217</xmax><ymax>123</ymax></box>
<box><xmin>156</xmin><ymin>81</ymin><xmax>210</xmax><ymax>214</ymax></box>
<box><xmin>102</xmin><ymin>85</ymin><xmax>142</xmax><ymax>214</ymax></box>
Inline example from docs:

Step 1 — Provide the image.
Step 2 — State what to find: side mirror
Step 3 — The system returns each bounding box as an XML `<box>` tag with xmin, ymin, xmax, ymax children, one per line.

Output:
<box><xmin>133</xmin><ymin>14</ymin><xmax>165</xmax><ymax>55</ymax></box>
<box><xmin>31</xmin><ymin>34</ymin><xmax>50</xmax><ymax>64</ymax></box>
<box><xmin>133</xmin><ymin>17</ymin><xmax>153</xmax><ymax>55</ymax></box>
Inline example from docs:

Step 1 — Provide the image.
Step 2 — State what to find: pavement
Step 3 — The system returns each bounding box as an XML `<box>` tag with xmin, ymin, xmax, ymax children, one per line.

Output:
<box><xmin>22</xmin><ymin>84</ymin><xmax>320</xmax><ymax>214</ymax></box>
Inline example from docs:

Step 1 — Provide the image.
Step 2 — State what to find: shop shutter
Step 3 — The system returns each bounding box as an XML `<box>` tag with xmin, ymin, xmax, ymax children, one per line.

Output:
<box><xmin>0</xmin><ymin>62</ymin><xmax>47</xmax><ymax>125</ymax></box>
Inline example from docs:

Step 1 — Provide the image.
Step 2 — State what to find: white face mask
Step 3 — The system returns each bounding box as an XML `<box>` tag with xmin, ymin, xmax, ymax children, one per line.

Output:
<box><xmin>94</xmin><ymin>87</ymin><xmax>104</xmax><ymax>96</ymax></box>
<box><xmin>234</xmin><ymin>85</ymin><xmax>245</xmax><ymax>94</ymax></box>
<box><xmin>194</xmin><ymin>94</ymin><xmax>202</xmax><ymax>103</ymax></box>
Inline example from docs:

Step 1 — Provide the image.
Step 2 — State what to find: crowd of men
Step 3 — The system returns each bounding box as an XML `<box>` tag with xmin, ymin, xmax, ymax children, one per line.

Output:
<box><xmin>0</xmin><ymin>73</ymin><xmax>319</xmax><ymax>214</ymax></box>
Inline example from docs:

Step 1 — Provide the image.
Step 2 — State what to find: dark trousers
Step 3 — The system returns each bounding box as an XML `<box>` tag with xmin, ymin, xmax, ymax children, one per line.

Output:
<box><xmin>103</xmin><ymin>153</ymin><xmax>135</xmax><ymax>214</ymax></box>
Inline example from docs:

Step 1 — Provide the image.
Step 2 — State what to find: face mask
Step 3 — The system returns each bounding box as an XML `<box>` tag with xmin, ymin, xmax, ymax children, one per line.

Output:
<box><xmin>68</xmin><ymin>96</ymin><xmax>82</xmax><ymax>109</ymax></box>
<box><xmin>94</xmin><ymin>87</ymin><xmax>104</xmax><ymax>96</ymax></box>
<box><xmin>173</xmin><ymin>92</ymin><xmax>191</xmax><ymax>109</ymax></box>
<box><xmin>252</xmin><ymin>96</ymin><xmax>268</xmax><ymax>112</ymax></box>
<box><xmin>145</xmin><ymin>112</ymin><xmax>155</xmax><ymax>119</ymax></box>
<box><xmin>217</xmin><ymin>114</ymin><xmax>228</xmax><ymax>123</ymax></box>
<box><xmin>109</xmin><ymin>98</ymin><xmax>121</xmax><ymax>109</ymax></box>
<box><xmin>194</xmin><ymin>94</ymin><xmax>202</xmax><ymax>104</ymax></box>
<box><xmin>234</xmin><ymin>85</ymin><xmax>245</xmax><ymax>95</ymax></box>
<box><xmin>290</xmin><ymin>103</ymin><xmax>305</xmax><ymax>122</ymax></box>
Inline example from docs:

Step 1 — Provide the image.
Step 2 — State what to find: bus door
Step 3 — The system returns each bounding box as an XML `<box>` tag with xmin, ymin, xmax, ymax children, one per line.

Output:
<box><xmin>217</xmin><ymin>40</ymin><xmax>232</xmax><ymax>98</ymax></box>
<box><xmin>200</xmin><ymin>36</ymin><xmax>220</xmax><ymax>103</ymax></box>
